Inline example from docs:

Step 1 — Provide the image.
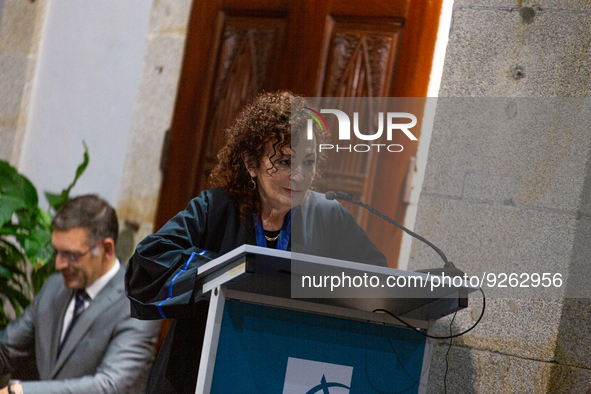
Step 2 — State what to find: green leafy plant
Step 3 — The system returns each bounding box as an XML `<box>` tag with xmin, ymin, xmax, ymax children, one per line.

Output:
<box><xmin>0</xmin><ymin>143</ymin><xmax>89</xmax><ymax>327</ymax></box>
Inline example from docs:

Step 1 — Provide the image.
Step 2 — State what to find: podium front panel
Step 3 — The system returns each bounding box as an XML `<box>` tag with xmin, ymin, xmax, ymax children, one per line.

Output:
<box><xmin>210</xmin><ymin>300</ymin><xmax>426</xmax><ymax>393</ymax></box>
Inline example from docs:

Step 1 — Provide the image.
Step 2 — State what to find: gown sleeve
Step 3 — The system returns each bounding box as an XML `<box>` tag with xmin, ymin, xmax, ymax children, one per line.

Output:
<box><xmin>125</xmin><ymin>190</ymin><xmax>219</xmax><ymax>320</ymax></box>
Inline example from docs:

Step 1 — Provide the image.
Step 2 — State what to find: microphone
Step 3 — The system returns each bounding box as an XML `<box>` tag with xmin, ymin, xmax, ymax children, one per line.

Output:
<box><xmin>326</xmin><ymin>191</ymin><xmax>355</xmax><ymax>202</ymax></box>
<box><xmin>325</xmin><ymin>191</ymin><xmax>464</xmax><ymax>277</ymax></box>
<box><xmin>325</xmin><ymin>191</ymin><xmax>337</xmax><ymax>201</ymax></box>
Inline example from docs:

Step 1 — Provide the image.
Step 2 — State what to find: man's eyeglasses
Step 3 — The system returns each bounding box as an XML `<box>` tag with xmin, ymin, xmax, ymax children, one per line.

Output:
<box><xmin>53</xmin><ymin>241</ymin><xmax>103</xmax><ymax>264</ymax></box>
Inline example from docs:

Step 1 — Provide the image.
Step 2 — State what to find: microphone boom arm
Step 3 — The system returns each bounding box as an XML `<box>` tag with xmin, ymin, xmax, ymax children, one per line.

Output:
<box><xmin>326</xmin><ymin>191</ymin><xmax>460</xmax><ymax>273</ymax></box>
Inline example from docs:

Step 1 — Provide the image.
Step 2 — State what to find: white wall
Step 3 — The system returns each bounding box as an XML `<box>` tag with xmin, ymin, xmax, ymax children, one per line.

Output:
<box><xmin>18</xmin><ymin>0</ymin><xmax>153</xmax><ymax>208</ymax></box>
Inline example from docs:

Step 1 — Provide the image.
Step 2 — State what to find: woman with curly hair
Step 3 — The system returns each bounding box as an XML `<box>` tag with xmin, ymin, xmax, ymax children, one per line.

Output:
<box><xmin>209</xmin><ymin>90</ymin><xmax>327</xmax><ymax>237</ymax></box>
<box><xmin>125</xmin><ymin>91</ymin><xmax>386</xmax><ymax>393</ymax></box>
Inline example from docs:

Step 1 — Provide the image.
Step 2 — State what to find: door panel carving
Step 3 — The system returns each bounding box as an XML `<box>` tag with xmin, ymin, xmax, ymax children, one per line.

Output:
<box><xmin>196</xmin><ymin>15</ymin><xmax>287</xmax><ymax>196</ymax></box>
<box><xmin>314</xmin><ymin>18</ymin><xmax>404</xmax><ymax>224</ymax></box>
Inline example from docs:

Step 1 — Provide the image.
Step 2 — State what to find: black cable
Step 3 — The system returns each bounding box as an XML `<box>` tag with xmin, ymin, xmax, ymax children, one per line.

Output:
<box><xmin>327</xmin><ymin>191</ymin><xmax>481</xmax><ymax>390</ymax></box>
<box><xmin>444</xmin><ymin>312</ymin><xmax>457</xmax><ymax>394</ymax></box>
<box><xmin>326</xmin><ymin>191</ymin><xmax>482</xmax><ymax>392</ymax></box>
<box><xmin>372</xmin><ymin>287</ymin><xmax>486</xmax><ymax>340</ymax></box>
<box><xmin>327</xmin><ymin>191</ymin><xmax>485</xmax><ymax>339</ymax></box>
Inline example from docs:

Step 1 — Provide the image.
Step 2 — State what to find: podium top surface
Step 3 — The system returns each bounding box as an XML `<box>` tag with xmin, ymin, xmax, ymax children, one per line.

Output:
<box><xmin>195</xmin><ymin>244</ymin><xmax>477</xmax><ymax>321</ymax></box>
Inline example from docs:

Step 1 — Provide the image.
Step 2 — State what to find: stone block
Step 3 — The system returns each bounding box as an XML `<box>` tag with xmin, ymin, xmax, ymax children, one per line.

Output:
<box><xmin>409</xmin><ymin>196</ymin><xmax>577</xmax><ymax>281</ymax></box>
<box><xmin>453</xmin><ymin>1</ymin><xmax>518</xmax><ymax>7</ymax></box>
<box><xmin>0</xmin><ymin>125</ymin><xmax>16</xmax><ymax>161</ymax></box>
<box><xmin>426</xmin><ymin>297</ymin><xmax>561</xmax><ymax>362</ymax></box>
<box><xmin>422</xmin><ymin>98</ymin><xmax>591</xmax><ymax>213</ymax></box>
<box><xmin>408</xmin><ymin>195</ymin><xmax>580</xmax><ymax>358</ymax></box>
<box><xmin>148</xmin><ymin>0</ymin><xmax>192</xmax><ymax>36</ymax></box>
<box><xmin>440</xmin><ymin>7</ymin><xmax>591</xmax><ymax>97</ymax></box>
<box><xmin>547</xmin><ymin>362</ymin><xmax>591</xmax><ymax>393</ymax></box>
<box><xmin>580</xmin><ymin>149</ymin><xmax>591</xmax><ymax>217</ymax></box>
<box><xmin>454</xmin><ymin>1</ymin><xmax>591</xmax><ymax>9</ymax></box>
<box><xmin>462</xmin><ymin>171</ymin><xmax>518</xmax><ymax>202</ymax></box>
<box><xmin>0</xmin><ymin>0</ymin><xmax>40</xmax><ymax>54</ymax></box>
<box><xmin>0</xmin><ymin>53</ymin><xmax>28</xmax><ymax>119</ymax></box>
<box><xmin>562</xmin><ymin>215</ymin><xmax>591</xmax><ymax>300</ymax></box>
<box><xmin>523</xmin><ymin>0</ymin><xmax>591</xmax><ymax>10</ymax></box>
<box><xmin>425</xmin><ymin>345</ymin><xmax>583</xmax><ymax>394</ymax></box>
<box><xmin>582</xmin><ymin>193</ymin><xmax>591</xmax><ymax>217</ymax></box>
<box><xmin>552</xmin><ymin>217</ymin><xmax>591</xmax><ymax>370</ymax></box>
<box><xmin>555</xmin><ymin>298</ymin><xmax>591</xmax><ymax>369</ymax></box>
<box><xmin>427</xmin><ymin>343</ymin><xmax>591</xmax><ymax>392</ymax></box>
<box><xmin>117</xmin><ymin>34</ymin><xmax>187</xmax><ymax>225</ymax></box>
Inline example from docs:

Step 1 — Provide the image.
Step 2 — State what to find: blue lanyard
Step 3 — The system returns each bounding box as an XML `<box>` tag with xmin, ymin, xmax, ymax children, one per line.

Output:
<box><xmin>254</xmin><ymin>209</ymin><xmax>293</xmax><ymax>250</ymax></box>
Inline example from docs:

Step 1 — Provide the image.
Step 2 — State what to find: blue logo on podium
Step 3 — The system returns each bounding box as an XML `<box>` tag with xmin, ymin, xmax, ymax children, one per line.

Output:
<box><xmin>305</xmin><ymin>374</ymin><xmax>350</xmax><ymax>394</ymax></box>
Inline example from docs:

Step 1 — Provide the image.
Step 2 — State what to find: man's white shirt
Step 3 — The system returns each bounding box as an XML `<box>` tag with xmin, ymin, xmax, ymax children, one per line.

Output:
<box><xmin>60</xmin><ymin>260</ymin><xmax>121</xmax><ymax>342</ymax></box>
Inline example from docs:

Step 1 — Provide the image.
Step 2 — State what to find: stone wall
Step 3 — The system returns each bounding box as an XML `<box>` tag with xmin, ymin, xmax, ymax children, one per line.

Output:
<box><xmin>409</xmin><ymin>2</ymin><xmax>591</xmax><ymax>392</ymax></box>
<box><xmin>0</xmin><ymin>0</ymin><xmax>46</xmax><ymax>165</ymax></box>
<box><xmin>116</xmin><ymin>0</ymin><xmax>193</xmax><ymax>254</ymax></box>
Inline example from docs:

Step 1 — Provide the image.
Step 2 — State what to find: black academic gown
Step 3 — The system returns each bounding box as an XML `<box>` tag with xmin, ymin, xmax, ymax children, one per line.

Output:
<box><xmin>125</xmin><ymin>188</ymin><xmax>386</xmax><ymax>393</ymax></box>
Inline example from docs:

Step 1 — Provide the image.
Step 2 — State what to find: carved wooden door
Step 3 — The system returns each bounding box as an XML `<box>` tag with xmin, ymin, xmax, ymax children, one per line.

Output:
<box><xmin>157</xmin><ymin>0</ymin><xmax>443</xmax><ymax>267</ymax></box>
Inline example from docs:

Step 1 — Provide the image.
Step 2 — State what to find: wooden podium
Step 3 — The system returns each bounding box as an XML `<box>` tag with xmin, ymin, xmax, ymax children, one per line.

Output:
<box><xmin>192</xmin><ymin>245</ymin><xmax>476</xmax><ymax>393</ymax></box>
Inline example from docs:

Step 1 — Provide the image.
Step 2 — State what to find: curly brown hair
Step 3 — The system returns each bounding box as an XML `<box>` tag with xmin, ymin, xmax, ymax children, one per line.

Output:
<box><xmin>209</xmin><ymin>91</ymin><xmax>329</xmax><ymax>218</ymax></box>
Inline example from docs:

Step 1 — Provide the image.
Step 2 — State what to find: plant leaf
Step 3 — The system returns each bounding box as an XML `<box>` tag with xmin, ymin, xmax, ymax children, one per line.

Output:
<box><xmin>22</xmin><ymin>226</ymin><xmax>52</xmax><ymax>261</ymax></box>
<box><xmin>0</xmin><ymin>238</ymin><xmax>27</xmax><ymax>265</ymax></box>
<box><xmin>0</xmin><ymin>161</ymin><xmax>39</xmax><ymax>227</ymax></box>
<box><xmin>44</xmin><ymin>191</ymin><xmax>66</xmax><ymax>212</ymax></box>
<box><xmin>0</xmin><ymin>143</ymin><xmax>90</xmax><ymax>321</ymax></box>
<box><xmin>0</xmin><ymin>195</ymin><xmax>28</xmax><ymax>228</ymax></box>
<box><xmin>0</xmin><ymin>161</ymin><xmax>38</xmax><ymax>208</ymax></box>
<box><xmin>31</xmin><ymin>260</ymin><xmax>56</xmax><ymax>294</ymax></box>
<box><xmin>0</xmin><ymin>266</ymin><xmax>14</xmax><ymax>279</ymax></box>
<box><xmin>44</xmin><ymin>142</ymin><xmax>89</xmax><ymax>213</ymax></box>
<box><xmin>15</xmin><ymin>207</ymin><xmax>38</xmax><ymax>229</ymax></box>
<box><xmin>37</xmin><ymin>208</ymin><xmax>52</xmax><ymax>227</ymax></box>
<box><xmin>72</xmin><ymin>141</ymin><xmax>90</xmax><ymax>185</ymax></box>
<box><xmin>2</xmin><ymin>284</ymin><xmax>31</xmax><ymax>311</ymax></box>
<box><xmin>0</xmin><ymin>250</ymin><xmax>27</xmax><ymax>276</ymax></box>
<box><xmin>0</xmin><ymin>226</ymin><xmax>19</xmax><ymax>236</ymax></box>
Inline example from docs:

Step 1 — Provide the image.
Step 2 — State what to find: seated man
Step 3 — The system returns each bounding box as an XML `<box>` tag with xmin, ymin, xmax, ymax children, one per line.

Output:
<box><xmin>0</xmin><ymin>195</ymin><xmax>160</xmax><ymax>394</ymax></box>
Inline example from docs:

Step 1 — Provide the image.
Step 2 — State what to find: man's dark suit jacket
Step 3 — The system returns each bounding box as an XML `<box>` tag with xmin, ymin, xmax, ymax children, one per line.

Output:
<box><xmin>0</xmin><ymin>266</ymin><xmax>161</xmax><ymax>394</ymax></box>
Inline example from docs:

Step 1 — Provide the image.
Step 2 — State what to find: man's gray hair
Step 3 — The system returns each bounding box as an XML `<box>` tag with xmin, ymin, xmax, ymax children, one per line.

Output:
<box><xmin>51</xmin><ymin>194</ymin><xmax>118</xmax><ymax>245</ymax></box>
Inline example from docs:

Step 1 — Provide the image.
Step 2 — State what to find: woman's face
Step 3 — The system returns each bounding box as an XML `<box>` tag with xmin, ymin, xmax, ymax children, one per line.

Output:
<box><xmin>247</xmin><ymin>138</ymin><xmax>317</xmax><ymax>214</ymax></box>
